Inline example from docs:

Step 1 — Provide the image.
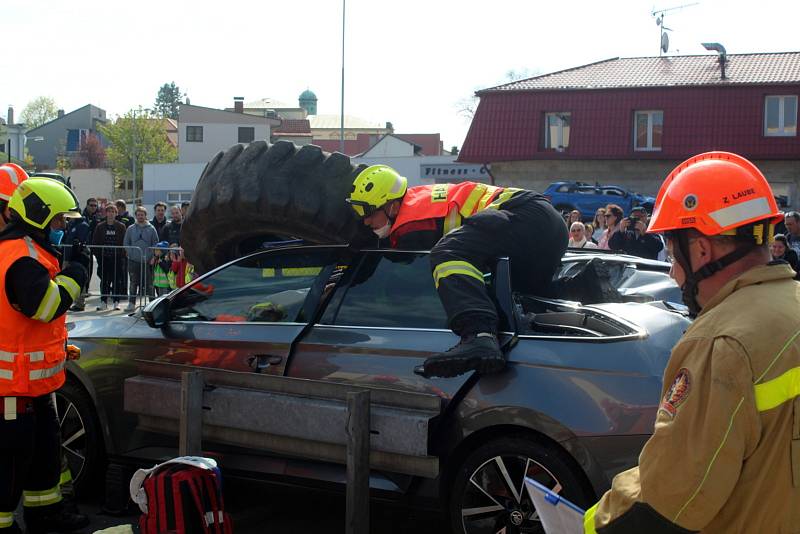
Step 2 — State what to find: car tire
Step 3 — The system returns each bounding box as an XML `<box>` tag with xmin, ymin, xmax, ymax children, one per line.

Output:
<box><xmin>55</xmin><ymin>380</ymin><xmax>104</xmax><ymax>496</ymax></box>
<box><xmin>448</xmin><ymin>435</ymin><xmax>593</xmax><ymax>534</ymax></box>
<box><xmin>181</xmin><ymin>141</ymin><xmax>376</xmax><ymax>273</ymax></box>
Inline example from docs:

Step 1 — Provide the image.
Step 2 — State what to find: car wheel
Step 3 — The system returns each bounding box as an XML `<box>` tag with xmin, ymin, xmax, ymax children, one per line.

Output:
<box><xmin>181</xmin><ymin>140</ymin><xmax>376</xmax><ymax>273</ymax></box>
<box><xmin>54</xmin><ymin>380</ymin><xmax>104</xmax><ymax>496</ymax></box>
<box><xmin>449</xmin><ymin>436</ymin><xmax>592</xmax><ymax>534</ymax></box>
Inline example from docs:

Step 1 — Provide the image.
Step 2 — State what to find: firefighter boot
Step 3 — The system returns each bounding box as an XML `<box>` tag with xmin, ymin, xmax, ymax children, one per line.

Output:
<box><xmin>23</xmin><ymin>503</ymin><xmax>89</xmax><ymax>534</ymax></box>
<box><xmin>416</xmin><ymin>333</ymin><xmax>506</xmax><ymax>378</ymax></box>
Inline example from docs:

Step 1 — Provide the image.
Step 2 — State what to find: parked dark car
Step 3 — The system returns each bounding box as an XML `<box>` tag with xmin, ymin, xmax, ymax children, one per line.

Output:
<box><xmin>60</xmin><ymin>246</ymin><xmax>686</xmax><ymax>533</ymax></box>
<box><xmin>543</xmin><ymin>181</ymin><xmax>656</xmax><ymax>219</ymax></box>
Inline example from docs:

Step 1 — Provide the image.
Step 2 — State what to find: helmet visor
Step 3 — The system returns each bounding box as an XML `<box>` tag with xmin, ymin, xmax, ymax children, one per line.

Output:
<box><xmin>346</xmin><ymin>198</ymin><xmax>378</xmax><ymax>219</ymax></box>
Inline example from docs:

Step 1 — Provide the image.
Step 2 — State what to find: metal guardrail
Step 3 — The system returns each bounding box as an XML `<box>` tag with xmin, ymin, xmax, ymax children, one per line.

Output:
<box><xmin>124</xmin><ymin>361</ymin><xmax>442</xmax><ymax>534</ymax></box>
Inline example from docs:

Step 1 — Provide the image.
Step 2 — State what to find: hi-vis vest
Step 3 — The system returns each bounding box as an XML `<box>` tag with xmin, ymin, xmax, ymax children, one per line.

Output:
<box><xmin>0</xmin><ymin>237</ymin><xmax>67</xmax><ymax>397</ymax></box>
<box><xmin>390</xmin><ymin>182</ymin><xmax>520</xmax><ymax>247</ymax></box>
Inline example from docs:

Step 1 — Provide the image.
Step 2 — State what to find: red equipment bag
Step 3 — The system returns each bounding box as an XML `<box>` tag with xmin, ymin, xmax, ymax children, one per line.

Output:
<box><xmin>139</xmin><ymin>463</ymin><xmax>233</xmax><ymax>534</ymax></box>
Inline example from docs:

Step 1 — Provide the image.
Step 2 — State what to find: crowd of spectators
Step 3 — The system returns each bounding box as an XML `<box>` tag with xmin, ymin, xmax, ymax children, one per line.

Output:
<box><xmin>563</xmin><ymin>203</ymin><xmax>664</xmax><ymax>260</ymax></box>
<box><xmin>60</xmin><ymin>198</ymin><xmax>195</xmax><ymax>311</ymax></box>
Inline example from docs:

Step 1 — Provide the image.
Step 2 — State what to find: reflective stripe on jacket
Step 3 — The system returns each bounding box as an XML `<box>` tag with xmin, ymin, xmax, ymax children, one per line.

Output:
<box><xmin>0</xmin><ymin>237</ymin><xmax>67</xmax><ymax>396</ymax></box>
<box><xmin>586</xmin><ymin>263</ymin><xmax>800</xmax><ymax>533</ymax></box>
<box><xmin>389</xmin><ymin>182</ymin><xmax>520</xmax><ymax>247</ymax></box>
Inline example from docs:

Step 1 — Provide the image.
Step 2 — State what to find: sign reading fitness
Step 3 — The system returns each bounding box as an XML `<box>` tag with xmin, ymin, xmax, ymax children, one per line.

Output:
<box><xmin>422</xmin><ymin>163</ymin><xmax>490</xmax><ymax>183</ymax></box>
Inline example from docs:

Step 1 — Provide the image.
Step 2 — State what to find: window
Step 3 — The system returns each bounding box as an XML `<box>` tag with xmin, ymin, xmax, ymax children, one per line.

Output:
<box><xmin>321</xmin><ymin>251</ymin><xmax>448</xmax><ymax>329</ymax></box>
<box><xmin>238</xmin><ymin>127</ymin><xmax>255</xmax><ymax>143</ymax></box>
<box><xmin>634</xmin><ymin>111</ymin><xmax>663</xmax><ymax>151</ymax></box>
<box><xmin>167</xmin><ymin>192</ymin><xmax>193</xmax><ymax>203</ymax></box>
<box><xmin>186</xmin><ymin>126</ymin><xmax>203</xmax><ymax>142</ymax></box>
<box><xmin>169</xmin><ymin>249</ymin><xmax>340</xmax><ymax>323</ymax></box>
<box><xmin>544</xmin><ymin>112</ymin><xmax>570</xmax><ymax>150</ymax></box>
<box><xmin>764</xmin><ymin>95</ymin><xmax>797</xmax><ymax>137</ymax></box>
<box><xmin>66</xmin><ymin>129</ymin><xmax>89</xmax><ymax>151</ymax></box>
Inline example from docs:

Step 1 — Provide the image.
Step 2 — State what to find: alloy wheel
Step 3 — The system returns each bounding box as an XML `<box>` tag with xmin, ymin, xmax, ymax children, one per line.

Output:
<box><xmin>55</xmin><ymin>392</ymin><xmax>89</xmax><ymax>484</ymax></box>
<box><xmin>459</xmin><ymin>454</ymin><xmax>562</xmax><ymax>534</ymax></box>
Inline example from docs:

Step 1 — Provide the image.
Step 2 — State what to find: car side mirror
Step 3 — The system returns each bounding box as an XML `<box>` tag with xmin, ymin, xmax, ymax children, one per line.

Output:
<box><xmin>143</xmin><ymin>296</ymin><xmax>170</xmax><ymax>328</ymax></box>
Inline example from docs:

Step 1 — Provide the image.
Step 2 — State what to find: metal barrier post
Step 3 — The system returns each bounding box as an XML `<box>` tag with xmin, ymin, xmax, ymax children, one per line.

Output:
<box><xmin>346</xmin><ymin>390</ymin><xmax>370</xmax><ymax>534</ymax></box>
<box><xmin>179</xmin><ymin>370</ymin><xmax>204</xmax><ymax>456</ymax></box>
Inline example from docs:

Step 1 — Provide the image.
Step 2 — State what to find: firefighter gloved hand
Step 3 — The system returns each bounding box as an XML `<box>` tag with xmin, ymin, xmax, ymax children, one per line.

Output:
<box><xmin>66</xmin><ymin>344</ymin><xmax>81</xmax><ymax>360</ymax></box>
<box><xmin>70</xmin><ymin>240</ymin><xmax>92</xmax><ymax>272</ymax></box>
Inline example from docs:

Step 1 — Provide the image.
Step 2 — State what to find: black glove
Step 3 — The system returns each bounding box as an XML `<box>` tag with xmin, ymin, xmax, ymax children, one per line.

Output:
<box><xmin>70</xmin><ymin>240</ymin><xmax>92</xmax><ymax>271</ymax></box>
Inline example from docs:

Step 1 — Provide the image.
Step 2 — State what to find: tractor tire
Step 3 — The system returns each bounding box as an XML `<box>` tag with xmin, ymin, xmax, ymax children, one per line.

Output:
<box><xmin>181</xmin><ymin>141</ymin><xmax>375</xmax><ymax>273</ymax></box>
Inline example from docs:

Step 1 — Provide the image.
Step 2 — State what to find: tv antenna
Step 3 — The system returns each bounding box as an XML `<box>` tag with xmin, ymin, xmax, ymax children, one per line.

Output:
<box><xmin>652</xmin><ymin>2</ymin><xmax>699</xmax><ymax>56</ymax></box>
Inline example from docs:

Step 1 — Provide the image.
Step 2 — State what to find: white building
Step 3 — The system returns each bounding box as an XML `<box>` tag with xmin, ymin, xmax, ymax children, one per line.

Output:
<box><xmin>142</xmin><ymin>162</ymin><xmax>206</xmax><ymax>212</ymax></box>
<box><xmin>178</xmin><ymin>103</ymin><xmax>280</xmax><ymax>164</ymax></box>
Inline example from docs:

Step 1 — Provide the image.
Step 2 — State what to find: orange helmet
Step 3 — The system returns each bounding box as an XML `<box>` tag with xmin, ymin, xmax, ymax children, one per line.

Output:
<box><xmin>648</xmin><ymin>151</ymin><xmax>782</xmax><ymax>239</ymax></box>
<box><xmin>0</xmin><ymin>163</ymin><xmax>29</xmax><ymax>201</ymax></box>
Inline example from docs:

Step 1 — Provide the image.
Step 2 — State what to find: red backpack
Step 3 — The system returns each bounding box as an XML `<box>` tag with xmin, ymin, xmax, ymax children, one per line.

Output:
<box><xmin>138</xmin><ymin>463</ymin><xmax>233</xmax><ymax>534</ymax></box>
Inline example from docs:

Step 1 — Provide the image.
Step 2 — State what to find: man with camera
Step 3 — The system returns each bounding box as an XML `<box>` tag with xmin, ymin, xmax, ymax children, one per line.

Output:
<box><xmin>609</xmin><ymin>205</ymin><xmax>663</xmax><ymax>259</ymax></box>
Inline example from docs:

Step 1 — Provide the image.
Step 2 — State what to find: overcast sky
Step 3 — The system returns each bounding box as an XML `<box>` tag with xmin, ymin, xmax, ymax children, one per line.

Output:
<box><xmin>3</xmin><ymin>0</ymin><xmax>798</xmax><ymax>149</ymax></box>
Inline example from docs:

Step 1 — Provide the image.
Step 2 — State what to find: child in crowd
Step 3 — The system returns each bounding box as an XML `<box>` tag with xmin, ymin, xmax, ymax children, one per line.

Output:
<box><xmin>150</xmin><ymin>241</ymin><xmax>173</xmax><ymax>296</ymax></box>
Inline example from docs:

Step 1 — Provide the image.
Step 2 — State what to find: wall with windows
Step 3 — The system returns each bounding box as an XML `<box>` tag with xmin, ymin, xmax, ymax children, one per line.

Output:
<box><xmin>461</xmin><ymin>85</ymin><xmax>800</xmax><ymax>162</ymax></box>
<box><xmin>26</xmin><ymin>105</ymin><xmax>108</xmax><ymax>169</ymax></box>
<box><xmin>142</xmin><ymin>162</ymin><xmax>206</xmax><ymax>213</ymax></box>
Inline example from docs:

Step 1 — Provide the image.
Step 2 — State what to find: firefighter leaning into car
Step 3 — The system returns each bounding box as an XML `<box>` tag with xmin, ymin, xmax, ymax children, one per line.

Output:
<box><xmin>0</xmin><ymin>178</ymin><xmax>92</xmax><ymax>534</ymax></box>
<box><xmin>347</xmin><ymin>165</ymin><xmax>567</xmax><ymax>378</ymax></box>
<box><xmin>584</xmin><ymin>152</ymin><xmax>800</xmax><ymax>533</ymax></box>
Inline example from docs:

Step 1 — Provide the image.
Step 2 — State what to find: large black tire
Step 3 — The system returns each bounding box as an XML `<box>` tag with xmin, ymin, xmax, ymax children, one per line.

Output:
<box><xmin>448</xmin><ymin>435</ymin><xmax>593</xmax><ymax>534</ymax></box>
<box><xmin>182</xmin><ymin>141</ymin><xmax>375</xmax><ymax>273</ymax></box>
<box><xmin>55</xmin><ymin>379</ymin><xmax>105</xmax><ymax>497</ymax></box>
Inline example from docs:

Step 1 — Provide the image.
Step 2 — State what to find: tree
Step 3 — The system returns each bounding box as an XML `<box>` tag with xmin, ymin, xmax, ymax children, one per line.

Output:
<box><xmin>153</xmin><ymin>82</ymin><xmax>185</xmax><ymax>120</ymax></box>
<box><xmin>99</xmin><ymin>109</ymin><xmax>177</xmax><ymax>197</ymax></box>
<box><xmin>455</xmin><ymin>68</ymin><xmax>541</xmax><ymax>121</ymax></box>
<box><xmin>71</xmin><ymin>133</ymin><xmax>106</xmax><ymax>169</ymax></box>
<box><xmin>20</xmin><ymin>96</ymin><xmax>58</xmax><ymax>129</ymax></box>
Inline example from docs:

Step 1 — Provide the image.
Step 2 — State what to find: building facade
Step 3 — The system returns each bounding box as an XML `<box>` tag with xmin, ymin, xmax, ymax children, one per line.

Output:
<box><xmin>26</xmin><ymin>104</ymin><xmax>108</xmax><ymax>169</ymax></box>
<box><xmin>459</xmin><ymin>52</ymin><xmax>800</xmax><ymax>205</ymax></box>
<box><xmin>178</xmin><ymin>104</ymin><xmax>280</xmax><ymax>164</ymax></box>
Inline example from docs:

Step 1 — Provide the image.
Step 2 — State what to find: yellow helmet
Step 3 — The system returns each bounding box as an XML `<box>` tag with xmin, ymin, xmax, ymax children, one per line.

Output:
<box><xmin>8</xmin><ymin>177</ymin><xmax>81</xmax><ymax>229</ymax></box>
<box><xmin>346</xmin><ymin>165</ymin><xmax>407</xmax><ymax>217</ymax></box>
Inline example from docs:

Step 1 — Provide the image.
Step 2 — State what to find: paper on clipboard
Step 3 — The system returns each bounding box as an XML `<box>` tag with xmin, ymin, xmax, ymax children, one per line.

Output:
<box><xmin>524</xmin><ymin>477</ymin><xmax>585</xmax><ymax>534</ymax></box>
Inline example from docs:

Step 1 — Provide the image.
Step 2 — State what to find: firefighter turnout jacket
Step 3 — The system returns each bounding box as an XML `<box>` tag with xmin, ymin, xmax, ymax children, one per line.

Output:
<box><xmin>0</xmin><ymin>227</ymin><xmax>87</xmax><ymax>406</ymax></box>
<box><xmin>389</xmin><ymin>182</ymin><xmax>520</xmax><ymax>249</ymax></box>
<box><xmin>585</xmin><ymin>263</ymin><xmax>800</xmax><ymax>533</ymax></box>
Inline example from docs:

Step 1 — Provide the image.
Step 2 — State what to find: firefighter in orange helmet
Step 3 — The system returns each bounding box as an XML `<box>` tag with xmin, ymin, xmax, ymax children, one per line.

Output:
<box><xmin>0</xmin><ymin>178</ymin><xmax>91</xmax><ymax>533</ymax></box>
<box><xmin>0</xmin><ymin>163</ymin><xmax>28</xmax><ymax>230</ymax></box>
<box><xmin>347</xmin><ymin>165</ymin><xmax>567</xmax><ymax>378</ymax></box>
<box><xmin>584</xmin><ymin>152</ymin><xmax>800</xmax><ymax>533</ymax></box>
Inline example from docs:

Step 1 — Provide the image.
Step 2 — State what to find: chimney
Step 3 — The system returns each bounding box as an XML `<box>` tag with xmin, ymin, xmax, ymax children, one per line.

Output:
<box><xmin>233</xmin><ymin>97</ymin><xmax>244</xmax><ymax>113</ymax></box>
<box><xmin>57</xmin><ymin>109</ymin><xmax>65</xmax><ymax>118</ymax></box>
<box><xmin>7</xmin><ymin>106</ymin><xmax>13</xmax><ymax>125</ymax></box>
<box><xmin>385</xmin><ymin>121</ymin><xmax>394</xmax><ymax>132</ymax></box>
<box><xmin>702</xmin><ymin>42</ymin><xmax>727</xmax><ymax>80</ymax></box>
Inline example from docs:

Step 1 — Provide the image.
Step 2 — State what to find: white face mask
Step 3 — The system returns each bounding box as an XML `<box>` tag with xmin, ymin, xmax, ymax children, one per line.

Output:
<box><xmin>373</xmin><ymin>223</ymin><xmax>391</xmax><ymax>239</ymax></box>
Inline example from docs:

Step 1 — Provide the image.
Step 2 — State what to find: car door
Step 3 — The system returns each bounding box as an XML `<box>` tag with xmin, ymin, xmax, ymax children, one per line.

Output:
<box><xmin>288</xmin><ymin>250</ymin><xmax>474</xmax><ymax>400</ymax></box>
<box><xmin>120</xmin><ymin>246</ymin><xmax>349</xmax><ymax>377</ymax></box>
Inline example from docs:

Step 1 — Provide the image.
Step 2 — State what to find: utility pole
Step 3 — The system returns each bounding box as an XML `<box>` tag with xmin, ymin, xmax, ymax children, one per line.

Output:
<box><xmin>339</xmin><ymin>0</ymin><xmax>346</xmax><ymax>153</ymax></box>
<box><xmin>132</xmin><ymin>110</ymin><xmax>137</xmax><ymax>201</ymax></box>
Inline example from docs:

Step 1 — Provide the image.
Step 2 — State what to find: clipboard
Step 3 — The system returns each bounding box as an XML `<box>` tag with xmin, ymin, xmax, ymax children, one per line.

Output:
<box><xmin>524</xmin><ymin>477</ymin><xmax>585</xmax><ymax>534</ymax></box>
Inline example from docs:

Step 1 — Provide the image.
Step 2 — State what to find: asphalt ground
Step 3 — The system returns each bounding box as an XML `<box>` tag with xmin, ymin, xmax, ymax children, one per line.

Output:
<box><xmin>61</xmin><ymin>277</ymin><xmax>448</xmax><ymax>533</ymax></box>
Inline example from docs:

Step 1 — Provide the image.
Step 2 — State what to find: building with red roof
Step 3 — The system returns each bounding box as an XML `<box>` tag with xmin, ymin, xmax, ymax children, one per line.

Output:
<box><xmin>459</xmin><ymin>51</ymin><xmax>800</xmax><ymax>205</ymax></box>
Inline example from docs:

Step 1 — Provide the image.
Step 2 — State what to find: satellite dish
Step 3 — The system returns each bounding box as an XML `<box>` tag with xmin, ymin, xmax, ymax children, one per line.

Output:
<box><xmin>656</xmin><ymin>15</ymin><xmax>663</xmax><ymax>26</ymax></box>
<box><xmin>661</xmin><ymin>32</ymin><xmax>670</xmax><ymax>54</ymax></box>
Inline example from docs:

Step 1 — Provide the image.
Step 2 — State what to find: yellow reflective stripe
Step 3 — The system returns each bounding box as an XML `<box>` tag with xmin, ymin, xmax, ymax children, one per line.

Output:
<box><xmin>23</xmin><ymin>486</ymin><xmax>62</xmax><ymax>507</ymax></box>
<box><xmin>432</xmin><ymin>261</ymin><xmax>484</xmax><ymax>289</ymax></box>
<box><xmin>3</xmin><ymin>397</ymin><xmax>15</xmax><ymax>420</ymax></box>
<box><xmin>583</xmin><ymin>502</ymin><xmax>599</xmax><ymax>534</ymax></box>
<box><xmin>262</xmin><ymin>268</ymin><xmax>276</xmax><ymax>277</ymax></box>
<box><xmin>282</xmin><ymin>267</ymin><xmax>322</xmax><ymax>276</ymax></box>
<box><xmin>673</xmin><ymin>396</ymin><xmax>745</xmax><ymax>522</ymax></box>
<box><xmin>755</xmin><ymin>366</ymin><xmax>800</xmax><ymax>412</ymax></box>
<box><xmin>32</xmin><ymin>281</ymin><xmax>61</xmax><ymax>322</ymax></box>
<box><xmin>0</xmin><ymin>511</ymin><xmax>13</xmax><ymax>527</ymax></box>
<box><xmin>30</xmin><ymin>361</ymin><xmax>65</xmax><ymax>381</ymax></box>
<box><xmin>443</xmin><ymin>207</ymin><xmax>462</xmax><ymax>235</ymax></box>
<box><xmin>486</xmin><ymin>188</ymin><xmax>522</xmax><ymax>210</ymax></box>
<box><xmin>28</xmin><ymin>351</ymin><xmax>45</xmax><ymax>362</ymax></box>
<box><xmin>477</xmin><ymin>185</ymin><xmax>501</xmax><ymax>211</ymax></box>
<box><xmin>55</xmin><ymin>274</ymin><xmax>81</xmax><ymax>301</ymax></box>
<box><xmin>60</xmin><ymin>468</ymin><xmax>73</xmax><ymax>485</ymax></box>
<box><xmin>459</xmin><ymin>184</ymin><xmax>488</xmax><ymax>217</ymax></box>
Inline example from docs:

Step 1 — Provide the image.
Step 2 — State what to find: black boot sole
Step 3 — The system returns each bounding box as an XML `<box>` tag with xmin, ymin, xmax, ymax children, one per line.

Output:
<box><xmin>418</xmin><ymin>352</ymin><xmax>506</xmax><ymax>378</ymax></box>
